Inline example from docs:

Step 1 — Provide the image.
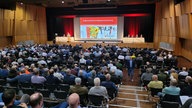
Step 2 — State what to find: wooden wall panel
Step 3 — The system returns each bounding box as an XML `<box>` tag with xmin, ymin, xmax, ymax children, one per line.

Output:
<box><xmin>185</xmin><ymin>0</ymin><xmax>191</xmax><ymax>14</ymax></box>
<box><xmin>0</xmin><ymin>19</ymin><xmax>3</xmax><ymax>36</ymax></box>
<box><xmin>0</xmin><ymin>37</ymin><xmax>13</xmax><ymax>47</ymax></box>
<box><xmin>0</xmin><ymin>9</ymin><xmax>3</xmax><ymax>19</ymax></box>
<box><xmin>175</xmin><ymin>4</ymin><xmax>181</xmax><ymax>16</ymax></box>
<box><xmin>190</xmin><ymin>0</ymin><xmax>192</xmax><ymax>13</ymax></box>
<box><xmin>14</xmin><ymin>4</ymin><xmax>47</xmax><ymax>44</ymax></box>
<box><xmin>180</xmin><ymin>2</ymin><xmax>185</xmax><ymax>14</ymax></box>
<box><xmin>4</xmin><ymin>10</ymin><xmax>14</xmax><ymax>20</ymax></box>
<box><xmin>169</xmin><ymin>0</ymin><xmax>175</xmax><ymax>17</ymax></box>
<box><xmin>26</xmin><ymin>5</ymin><xmax>37</xmax><ymax>20</ymax></box>
<box><xmin>160</xmin><ymin>36</ymin><xmax>168</xmax><ymax>42</ymax></box>
<box><xmin>190</xmin><ymin>14</ymin><xmax>192</xmax><ymax>39</ymax></box>
<box><xmin>15</xmin><ymin>3</ymin><xmax>26</xmax><ymax>20</ymax></box>
<box><xmin>162</xmin><ymin>18</ymin><xmax>168</xmax><ymax>36</ymax></box>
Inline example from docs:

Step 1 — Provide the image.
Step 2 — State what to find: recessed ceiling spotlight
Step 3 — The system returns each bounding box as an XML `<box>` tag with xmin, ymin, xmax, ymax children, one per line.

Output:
<box><xmin>107</xmin><ymin>0</ymin><xmax>110</xmax><ymax>1</ymax></box>
<box><xmin>62</xmin><ymin>1</ymin><xmax>64</xmax><ymax>3</ymax></box>
<box><xmin>20</xmin><ymin>2</ymin><xmax>23</xmax><ymax>5</ymax></box>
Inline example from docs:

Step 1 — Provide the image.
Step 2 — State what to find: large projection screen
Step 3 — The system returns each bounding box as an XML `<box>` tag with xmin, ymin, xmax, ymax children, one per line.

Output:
<box><xmin>74</xmin><ymin>16</ymin><xmax>123</xmax><ymax>41</ymax></box>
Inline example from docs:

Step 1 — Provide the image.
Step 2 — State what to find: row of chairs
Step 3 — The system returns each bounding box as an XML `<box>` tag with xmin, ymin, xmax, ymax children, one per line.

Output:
<box><xmin>148</xmin><ymin>88</ymin><xmax>181</xmax><ymax>108</ymax></box>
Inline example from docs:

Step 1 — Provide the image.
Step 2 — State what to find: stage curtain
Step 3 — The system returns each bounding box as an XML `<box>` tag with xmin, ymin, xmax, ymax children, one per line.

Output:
<box><xmin>63</xmin><ymin>18</ymin><xmax>74</xmax><ymax>37</ymax></box>
<box><xmin>124</xmin><ymin>16</ymin><xmax>154</xmax><ymax>42</ymax></box>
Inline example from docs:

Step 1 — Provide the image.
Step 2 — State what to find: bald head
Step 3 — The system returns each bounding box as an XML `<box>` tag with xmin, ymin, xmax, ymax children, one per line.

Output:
<box><xmin>68</xmin><ymin>93</ymin><xmax>80</xmax><ymax>108</ymax></box>
<box><xmin>29</xmin><ymin>93</ymin><xmax>43</xmax><ymax>108</ymax></box>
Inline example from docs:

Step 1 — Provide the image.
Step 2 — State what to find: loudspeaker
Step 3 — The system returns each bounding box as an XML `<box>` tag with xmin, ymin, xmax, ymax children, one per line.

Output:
<box><xmin>82</xmin><ymin>0</ymin><xmax>88</xmax><ymax>3</ymax></box>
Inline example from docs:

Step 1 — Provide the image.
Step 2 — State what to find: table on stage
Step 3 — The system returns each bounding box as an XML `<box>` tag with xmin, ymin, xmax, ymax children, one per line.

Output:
<box><xmin>123</xmin><ymin>37</ymin><xmax>145</xmax><ymax>43</ymax></box>
<box><xmin>56</xmin><ymin>36</ymin><xmax>74</xmax><ymax>42</ymax></box>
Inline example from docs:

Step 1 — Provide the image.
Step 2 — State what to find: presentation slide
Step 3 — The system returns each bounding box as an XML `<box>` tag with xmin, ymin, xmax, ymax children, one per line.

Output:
<box><xmin>80</xmin><ymin>17</ymin><xmax>117</xmax><ymax>40</ymax></box>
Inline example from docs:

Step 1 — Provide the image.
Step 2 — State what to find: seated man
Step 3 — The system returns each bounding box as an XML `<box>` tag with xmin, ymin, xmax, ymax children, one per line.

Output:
<box><xmin>162</xmin><ymin>79</ymin><xmax>180</xmax><ymax>96</ymax></box>
<box><xmin>2</xmin><ymin>89</ymin><xmax>27</xmax><ymax>108</ymax></box>
<box><xmin>101</xmin><ymin>74</ymin><xmax>118</xmax><ymax>99</ymax></box>
<box><xmin>158</xmin><ymin>79</ymin><xmax>181</xmax><ymax>102</ymax></box>
<box><xmin>180</xmin><ymin>76</ymin><xmax>192</xmax><ymax>96</ymax></box>
<box><xmin>88</xmin><ymin>77</ymin><xmax>108</xmax><ymax>100</ymax></box>
<box><xmin>147</xmin><ymin>75</ymin><xmax>164</xmax><ymax>97</ymax></box>
<box><xmin>69</xmin><ymin>77</ymin><xmax>88</xmax><ymax>95</ymax></box>
<box><xmin>147</xmin><ymin>75</ymin><xmax>164</xmax><ymax>90</ymax></box>
<box><xmin>69</xmin><ymin>77</ymin><xmax>88</xmax><ymax>106</ymax></box>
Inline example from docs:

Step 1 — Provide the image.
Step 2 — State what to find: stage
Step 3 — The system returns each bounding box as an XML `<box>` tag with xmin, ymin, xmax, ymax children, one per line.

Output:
<box><xmin>55</xmin><ymin>36</ymin><xmax>145</xmax><ymax>43</ymax></box>
<box><xmin>51</xmin><ymin>37</ymin><xmax>153</xmax><ymax>49</ymax></box>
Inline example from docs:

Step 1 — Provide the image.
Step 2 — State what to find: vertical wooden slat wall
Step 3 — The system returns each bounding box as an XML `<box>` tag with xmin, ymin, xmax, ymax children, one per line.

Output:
<box><xmin>0</xmin><ymin>9</ymin><xmax>15</xmax><ymax>47</ymax></box>
<box><xmin>154</xmin><ymin>0</ymin><xmax>192</xmax><ymax>61</ymax></box>
<box><xmin>15</xmin><ymin>3</ymin><xmax>47</xmax><ymax>44</ymax></box>
<box><xmin>0</xmin><ymin>3</ymin><xmax>47</xmax><ymax>47</ymax></box>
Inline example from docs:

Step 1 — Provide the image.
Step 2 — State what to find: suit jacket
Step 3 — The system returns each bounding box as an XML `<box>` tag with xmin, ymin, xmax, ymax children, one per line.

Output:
<box><xmin>69</xmin><ymin>85</ymin><xmax>88</xmax><ymax>95</ymax></box>
<box><xmin>126</xmin><ymin>59</ymin><xmax>135</xmax><ymax>69</ymax></box>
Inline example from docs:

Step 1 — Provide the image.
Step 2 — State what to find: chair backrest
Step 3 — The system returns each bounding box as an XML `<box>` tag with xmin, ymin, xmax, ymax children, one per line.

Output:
<box><xmin>79</xmin><ymin>94</ymin><xmax>88</xmax><ymax>107</ymax></box>
<box><xmin>59</xmin><ymin>84</ymin><xmax>70</xmax><ymax>92</ymax></box>
<box><xmin>162</xmin><ymin>94</ymin><xmax>180</xmax><ymax>103</ymax></box>
<box><xmin>22</xmin><ymin>88</ymin><xmax>35</xmax><ymax>95</ymax></box>
<box><xmin>32</xmin><ymin>83</ymin><xmax>44</xmax><ymax>90</ymax></box>
<box><xmin>88</xmin><ymin>94</ymin><xmax>105</xmax><ymax>106</ymax></box>
<box><xmin>43</xmin><ymin>100</ymin><xmax>60</xmax><ymax>108</ymax></box>
<box><xmin>150</xmin><ymin>88</ymin><xmax>162</xmax><ymax>97</ymax></box>
<box><xmin>20</xmin><ymin>82</ymin><xmax>31</xmax><ymax>88</ymax></box>
<box><xmin>45</xmin><ymin>84</ymin><xmax>58</xmax><ymax>92</ymax></box>
<box><xmin>54</xmin><ymin>90</ymin><xmax>68</xmax><ymax>100</ymax></box>
<box><xmin>106</xmin><ymin>88</ymin><xmax>117</xmax><ymax>100</ymax></box>
<box><xmin>37</xmin><ymin>89</ymin><xmax>51</xmax><ymax>98</ymax></box>
<box><xmin>161</xmin><ymin>101</ymin><xmax>180</xmax><ymax>108</ymax></box>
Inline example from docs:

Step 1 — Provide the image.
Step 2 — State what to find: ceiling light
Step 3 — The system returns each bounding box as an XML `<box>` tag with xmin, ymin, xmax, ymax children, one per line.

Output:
<box><xmin>62</xmin><ymin>1</ymin><xmax>64</xmax><ymax>3</ymax></box>
<box><xmin>20</xmin><ymin>2</ymin><xmax>23</xmax><ymax>5</ymax></box>
<box><xmin>107</xmin><ymin>0</ymin><xmax>111</xmax><ymax>1</ymax></box>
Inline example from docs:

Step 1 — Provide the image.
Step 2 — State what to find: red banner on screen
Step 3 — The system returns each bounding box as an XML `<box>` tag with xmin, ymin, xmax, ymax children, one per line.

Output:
<box><xmin>80</xmin><ymin>17</ymin><xmax>117</xmax><ymax>25</ymax></box>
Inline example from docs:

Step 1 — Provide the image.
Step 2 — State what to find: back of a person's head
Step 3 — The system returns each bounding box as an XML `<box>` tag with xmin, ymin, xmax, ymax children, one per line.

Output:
<box><xmin>33</xmin><ymin>68</ymin><xmax>39</xmax><ymax>75</ymax></box>
<box><xmin>187</xmin><ymin>77</ymin><xmax>192</xmax><ymax>85</ymax></box>
<box><xmin>152</xmin><ymin>75</ymin><xmax>158</xmax><ymax>81</ymax></box>
<box><xmin>182</xmin><ymin>67</ymin><xmax>187</xmax><ymax>71</ymax></box>
<box><xmin>105</xmin><ymin>73</ymin><xmax>111</xmax><ymax>81</ymax></box>
<box><xmin>68</xmin><ymin>93</ymin><xmax>80</xmax><ymax>108</ymax></box>
<box><xmin>75</xmin><ymin>77</ymin><xmax>81</xmax><ymax>85</ymax></box>
<box><xmin>170</xmin><ymin>79</ymin><xmax>178</xmax><ymax>86</ymax></box>
<box><xmin>146</xmin><ymin>68</ymin><xmax>152</xmax><ymax>73</ymax></box>
<box><xmin>29</xmin><ymin>93</ymin><xmax>43</xmax><ymax>108</ymax></box>
<box><xmin>94</xmin><ymin>77</ymin><xmax>100</xmax><ymax>86</ymax></box>
<box><xmin>2</xmin><ymin>89</ymin><xmax>16</xmax><ymax>106</ymax></box>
